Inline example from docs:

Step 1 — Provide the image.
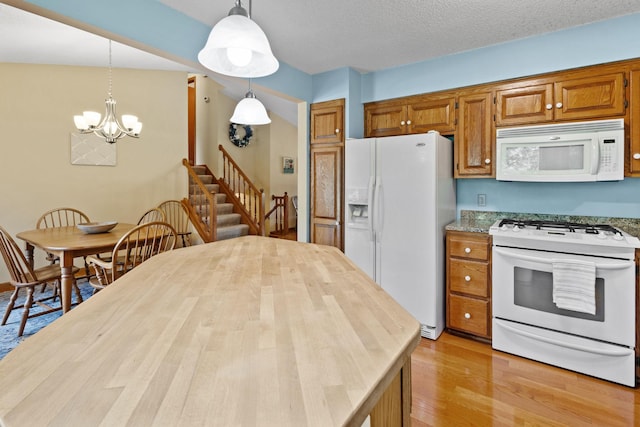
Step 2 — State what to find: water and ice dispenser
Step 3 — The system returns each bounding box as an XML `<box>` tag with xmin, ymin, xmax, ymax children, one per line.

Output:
<box><xmin>346</xmin><ymin>188</ymin><xmax>369</xmax><ymax>228</ymax></box>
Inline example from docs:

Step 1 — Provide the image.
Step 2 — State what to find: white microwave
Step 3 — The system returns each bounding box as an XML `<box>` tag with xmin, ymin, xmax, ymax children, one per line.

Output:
<box><xmin>496</xmin><ymin>119</ymin><xmax>624</xmax><ymax>182</ymax></box>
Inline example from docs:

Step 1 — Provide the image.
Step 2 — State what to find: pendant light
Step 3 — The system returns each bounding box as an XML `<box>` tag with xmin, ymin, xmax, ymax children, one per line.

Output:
<box><xmin>73</xmin><ymin>40</ymin><xmax>142</xmax><ymax>144</ymax></box>
<box><xmin>198</xmin><ymin>0</ymin><xmax>278</xmax><ymax>78</ymax></box>
<box><xmin>230</xmin><ymin>79</ymin><xmax>271</xmax><ymax>125</ymax></box>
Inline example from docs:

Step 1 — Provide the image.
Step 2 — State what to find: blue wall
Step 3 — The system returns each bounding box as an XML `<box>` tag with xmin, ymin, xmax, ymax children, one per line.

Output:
<box><xmin>357</xmin><ymin>13</ymin><xmax>640</xmax><ymax>220</ymax></box>
<box><xmin>457</xmin><ymin>179</ymin><xmax>640</xmax><ymax>219</ymax></box>
<box><xmin>361</xmin><ymin>13</ymin><xmax>640</xmax><ymax>102</ymax></box>
<box><xmin>23</xmin><ymin>2</ymin><xmax>640</xmax><ymax>219</ymax></box>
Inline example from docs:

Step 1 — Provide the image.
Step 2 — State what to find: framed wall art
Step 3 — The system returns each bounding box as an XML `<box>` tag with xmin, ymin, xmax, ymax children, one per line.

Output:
<box><xmin>70</xmin><ymin>132</ymin><xmax>117</xmax><ymax>166</ymax></box>
<box><xmin>283</xmin><ymin>156</ymin><xmax>294</xmax><ymax>174</ymax></box>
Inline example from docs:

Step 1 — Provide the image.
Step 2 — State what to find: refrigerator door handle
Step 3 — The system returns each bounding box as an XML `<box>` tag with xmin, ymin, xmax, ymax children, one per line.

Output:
<box><xmin>374</xmin><ymin>176</ymin><xmax>383</xmax><ymax>237</ymax></box>
<box><xmin>367</xmin><ymin>176</ymin><xmax>376</xmax><ymax>241</ymax></box>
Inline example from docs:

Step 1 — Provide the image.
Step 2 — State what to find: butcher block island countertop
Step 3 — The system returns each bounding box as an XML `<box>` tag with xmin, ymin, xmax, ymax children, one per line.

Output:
<box><xmin>0</xmin><ymin>236</ymin><xmax>420</xmax><ymax>427</ymax></box>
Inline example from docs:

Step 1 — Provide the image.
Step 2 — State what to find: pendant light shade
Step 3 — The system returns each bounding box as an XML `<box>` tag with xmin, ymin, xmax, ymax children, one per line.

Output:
<box><xmin>198</xmin><ymin>1</ymin><xmax>279</xmax><ymax>78</ymax></box>
<box><xmin>230</xmin><ymin>90</ymin><xmax>271</xmax><ymax>125</ymax></box>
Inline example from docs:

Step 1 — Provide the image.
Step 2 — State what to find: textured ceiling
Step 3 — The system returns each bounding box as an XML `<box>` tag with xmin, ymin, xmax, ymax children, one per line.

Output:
<box><xmin>158</xmin><ymin>0</ymin><xmax>640</xmax><ymax>74</ymax></box>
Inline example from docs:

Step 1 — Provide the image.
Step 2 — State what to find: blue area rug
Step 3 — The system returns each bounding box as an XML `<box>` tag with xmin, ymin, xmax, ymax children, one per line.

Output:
<box><xmin>0</xmin><ymin>280</ymin><xmax>95</xmax><ymax>360</ymax></box>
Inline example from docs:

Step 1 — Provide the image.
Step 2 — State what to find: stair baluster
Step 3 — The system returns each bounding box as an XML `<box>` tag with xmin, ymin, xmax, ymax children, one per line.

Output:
<box><xmin>182</xmin><ymin>160</ymin><xmax>217</xmax><ymax>242</ymax></box>
<box><xmin>217</xmin><ymin>144</ymin><xmax>265</xmax><ymax>237</ymax></box>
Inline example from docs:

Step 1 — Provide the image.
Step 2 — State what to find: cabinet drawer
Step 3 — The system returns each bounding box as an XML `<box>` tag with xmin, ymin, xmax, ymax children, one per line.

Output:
<box><xmin>449</xmin><ymin>294</ymin><xmax>489</xmax><ymax>337</ymax></box>
<box><xmin>447</xmin><ymin>236</ymin><xmax>490</xmax><ymax>260</ymax></box>
<box><xmin>449</xmin><ymin>259</ymin><xmax>489</xmax><ymax>297</ymax></box>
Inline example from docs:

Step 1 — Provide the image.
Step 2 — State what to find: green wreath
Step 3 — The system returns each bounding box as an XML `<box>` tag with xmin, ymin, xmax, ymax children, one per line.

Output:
<box><xmin>228</xmin><ymin>123</ymin><xmax>253</xmax><ymax>148</ymax></box>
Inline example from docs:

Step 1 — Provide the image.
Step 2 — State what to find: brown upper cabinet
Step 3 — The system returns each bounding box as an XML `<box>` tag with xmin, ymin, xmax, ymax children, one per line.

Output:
<box><xmin>310</xmin><ymin>99</ymin><xmax>344</xmax><ymax>145</ymax></box>
<box><xmin>456</xmin><ymin>91</ymin><xmax>494</xmax><ymax>177</ymax></box>
<box><xmin>364</xmin><ymin>94</ymin><xmax>456</xmax><ymax>137</ymax></box>
<box><xmin>495</xmin><ymin>71</ymin><xmax>627</xmax><ymax>127</ymax></box>
<box><xmin>362</xmin><ymin>58</ymin><xmax>637</xmax><ymax>178</ymax></box>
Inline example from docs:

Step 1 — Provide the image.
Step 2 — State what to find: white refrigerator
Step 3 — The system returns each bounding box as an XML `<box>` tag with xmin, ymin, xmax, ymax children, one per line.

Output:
<box><xmin>344</xmin><ymin>131</ymin><xmax>455</xmax><ymax>340</ymax></box>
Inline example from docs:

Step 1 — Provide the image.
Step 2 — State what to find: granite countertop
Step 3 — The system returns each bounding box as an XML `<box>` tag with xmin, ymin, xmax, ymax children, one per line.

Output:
<box><xmin>446</xmin><ymin>210</ymin><xmax>640</xmax><ymax>238</ymax></box>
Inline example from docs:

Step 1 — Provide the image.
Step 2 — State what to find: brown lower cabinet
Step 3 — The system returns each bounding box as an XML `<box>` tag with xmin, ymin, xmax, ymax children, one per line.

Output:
<box><xmin>446</xmin><ymin>230</ymin><xmax>492</xmax><ymax>339</ymax></box>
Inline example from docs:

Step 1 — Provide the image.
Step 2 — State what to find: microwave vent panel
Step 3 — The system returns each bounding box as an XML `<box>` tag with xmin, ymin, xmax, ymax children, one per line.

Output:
<box><xmin>496</xmin><ymin>119</ymin><xmax>624</xmax><ymax>138</ymax></box>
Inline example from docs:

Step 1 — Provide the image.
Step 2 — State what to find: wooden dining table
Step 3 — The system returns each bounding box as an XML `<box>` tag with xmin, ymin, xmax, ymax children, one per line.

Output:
<box><xmin>16</xmin><ymin>223</ymin><xmax>137</xmax><ymax>313</ymax></box>
<box><xmin>0</xmin><ymin>236</ymin><xmax>420</xmax><ymax>426</ymax></box>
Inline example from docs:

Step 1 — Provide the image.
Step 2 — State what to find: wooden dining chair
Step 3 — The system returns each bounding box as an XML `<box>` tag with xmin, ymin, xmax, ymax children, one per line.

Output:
<box><xmin>137</xmin><ymin>207</ymin><xmax>166</xmax><ymax>225</ymax></box>
<box><xmin>86</xmin><ymin>221</ymin><xmax>177</xmax><ymax>292</ymax></box>
<box><xmin>36</xmin><ymin>207</ymin><xmax>93</xmax><ymax>281</ymax></box>
<box><xmin>0</xmin><ymin>226</ymin><xmax>81</xmax><ymax>337</ymax></box>
<box><xmin>157</xmin><ymin>200</ymin><xmax>192</xmax><ymax>247</ymax></box>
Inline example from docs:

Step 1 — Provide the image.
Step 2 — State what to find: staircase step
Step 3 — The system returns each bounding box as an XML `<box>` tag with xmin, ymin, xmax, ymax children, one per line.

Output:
<box><xmin>217</xmin><ymin>213</ymin><xmax>242</xmax><ymax>227</ymax></box>
<box><xmin>216</xmin><ymin>224</ymin><xmax>250</xmax><ymax>241</ymax></box>
<box><xmin>193</xmin><ymin>203</ymin><xmax>233</xmax><ymax>217</ymax></box>
<box><xmin>198</xmin><ymin>174</ymin><xmax>214</xmax><ymax>184</ymax></box>
<box><xmin>216</xmin><ymin>203</ymin><xmax>234</xmax><ymax>215</ymax></box>
<box><xmin>190</xmin><ymin>193</ymin><xmax>226</xmax><ymax>204</ymax></box>
<box><xmin>189</xmin><ymin>183</ymin><xmax>219</xmax><ymax>194</ymax></box>
<box><xmin>192</xmin><ymin>166</ymin><xmax>206</xmax><ymax>174</ymax></box>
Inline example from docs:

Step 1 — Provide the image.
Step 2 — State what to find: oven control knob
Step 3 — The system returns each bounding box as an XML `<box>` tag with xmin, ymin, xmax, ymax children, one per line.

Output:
<box><xmin>513</xmin><ymin>226</ymin><xmax>521</xmax><ymax>232</ymax></box>
<box><xmin>464</xmin><ymin>275</ymin><xmax>471</xmax><ymax>282</ymax></box>
<box><xmin>464</xmin><ymin>313</ymin><xmax>471</xmax><ymax>319</ymax></box>
<box><xmin>464</xmin><ymin>247</ymin><xmax>471</xmax><ymax>254</ymax></box>
<box><xmin>597</xmin><ymin>232</ymin><xmax>607</xmax><ymax>239</ymax></box>
<box><xmin>613</xmin><ymin>233</ymin><xmax>624</xmax><ymax>241</ymax></box>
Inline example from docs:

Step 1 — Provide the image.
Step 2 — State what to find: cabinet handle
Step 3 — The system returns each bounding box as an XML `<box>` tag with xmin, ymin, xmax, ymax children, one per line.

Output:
<box><xmin>464</xmin><ymin>313</ymin><xmax>471</xmax><ymax>319</ymax></box>
<box><xmin>545</xmin><ymin>104</ymin><xmax>553</xmax><ymax>110</ymax></box>
<box><xmin>400</xmin><ymin>120</ymin><xmax>406</xmax><ymax>126</ymax></box>
<box><xmin>556</xmin><ymin>102</ymin><xmax>563</xmax><ymax>108</ymax></box>
<box><xmin>485</xmin><ymin>159</ymin><xmax>491</xmax><ymax>164</ymax></box>
<box><xmin>465</xmin><ymin>275</ymin><xmax>471</xmax><ymax>282</ymax></box>
<box><xmin>464</xmin><ymin>247</ymin><xmax>471</xmax><ymax>254</ymax></box>
<box><xmin>634</xmin><ymin>153</ymin><xmax>640</xmax><ymax>160</ymax></box>
<box><xmin>406</xmin><ymin>120</ymin><xmax>412</xmax><ymax>125</ymax></box>
<box><xmin>335</xmin><ymin>128</ymin><xmax>340</xmax><ymax>134</ymax></box>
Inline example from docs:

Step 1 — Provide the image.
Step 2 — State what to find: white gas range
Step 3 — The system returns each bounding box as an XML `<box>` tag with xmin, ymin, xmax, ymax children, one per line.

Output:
<box><xmin>489</xmin><ymin>218</ymin><xmax>640</xmax><ymax>387</ymax></box>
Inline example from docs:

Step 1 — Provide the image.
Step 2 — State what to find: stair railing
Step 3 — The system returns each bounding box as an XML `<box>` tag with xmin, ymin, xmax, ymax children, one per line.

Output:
<box><xmin>181</xmin><ymin>159</ymin><xmax>217</xmax><ymax>243</ymax></box>
<box><xmin>218</xmin><ymin>144</ymin><xmax>265</xmax><ymax>236</ymax></box>
<box><xmin>265</xmin><ymin>192</ymin><xmax>289</xmax><ymax>236</ymax></box>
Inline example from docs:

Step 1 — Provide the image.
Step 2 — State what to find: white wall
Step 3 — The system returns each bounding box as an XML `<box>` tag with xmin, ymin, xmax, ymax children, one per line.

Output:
<box><xmin>268</xmin><ymin>115</ymin><xmax>299</xmax><ymax>231</ymax></box>
<box><xmin>194</xmin><ymin>80</ymin><xmax>299</xmax><ymax>234</ymax></box>
<box><xmin>0</xmin><ymin>63</ymin><xmax>188</xmax><ymax>283</ymax></box>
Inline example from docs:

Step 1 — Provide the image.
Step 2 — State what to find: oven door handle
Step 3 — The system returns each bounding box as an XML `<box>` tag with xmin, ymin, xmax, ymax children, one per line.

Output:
<box><xmin>498</xmin><ymin>320</ymin><xmax>632</xmax><ymax>357</ymax></box>
<box><xmin>493</xmin><ymin>247</ymin><xmax>633</xmax><ymax>270</ymax></box>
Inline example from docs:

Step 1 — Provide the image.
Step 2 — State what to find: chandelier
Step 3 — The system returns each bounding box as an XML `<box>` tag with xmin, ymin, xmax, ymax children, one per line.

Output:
<box><xmin>73</xmin><ymin>40</ymin><xmax>142</xmax><ymax>144</ymax></box>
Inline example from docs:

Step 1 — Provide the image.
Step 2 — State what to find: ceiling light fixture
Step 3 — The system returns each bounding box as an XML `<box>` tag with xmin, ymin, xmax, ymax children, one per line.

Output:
<box><xmin>73</xmin><ymin>40</ymin><xmax>142</xmax><ymax>144</ymax></box>
<box><xmin>230</xmin><ymin>79</ymin><xmax>271</xmax><ymax>125</ymax></box>
<box><xmin>198</xmin><ymin>0</ymin><xmax>278</xmax><ymax>78</ymax></box>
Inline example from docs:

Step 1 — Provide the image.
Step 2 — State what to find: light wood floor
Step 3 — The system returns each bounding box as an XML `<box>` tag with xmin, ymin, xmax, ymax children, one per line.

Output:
<box><xmin>410</xmin><ymin>332</ymin><xmax>640</xmax><ymax>426</ymax></box>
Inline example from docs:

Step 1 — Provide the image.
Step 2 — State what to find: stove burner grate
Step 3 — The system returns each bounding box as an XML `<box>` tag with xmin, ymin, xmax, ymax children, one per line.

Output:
<box><xmin>497</xmin><ymin>219</ymin><xmax>622</xmax><ymax>236</ymax></box>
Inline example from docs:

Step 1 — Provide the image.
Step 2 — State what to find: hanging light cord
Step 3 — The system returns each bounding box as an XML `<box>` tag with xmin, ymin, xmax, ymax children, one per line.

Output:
<box><xmin>108</xmin><ymin>40</ymin><xmax>113</xmax><ymax>98</ymax></box>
